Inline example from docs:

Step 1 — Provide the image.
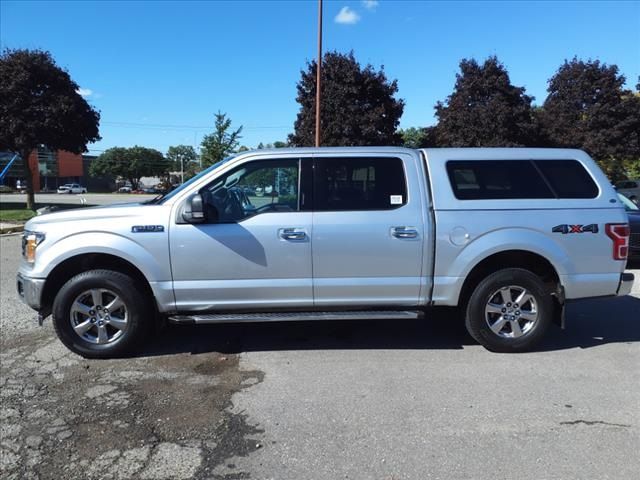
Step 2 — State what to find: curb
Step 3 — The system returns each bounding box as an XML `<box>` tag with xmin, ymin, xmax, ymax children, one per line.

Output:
<box><xmin>0</xmin><ymin>225</ymin><xmax>24</xmax><ymax>235</ymax></box>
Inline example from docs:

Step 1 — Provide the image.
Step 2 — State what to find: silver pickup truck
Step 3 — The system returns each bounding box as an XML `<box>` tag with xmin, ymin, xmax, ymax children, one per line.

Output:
<box><xmin>17</xmin><ymin>147</ymin><xmax>634</xmax><ymax>357</ymax></box>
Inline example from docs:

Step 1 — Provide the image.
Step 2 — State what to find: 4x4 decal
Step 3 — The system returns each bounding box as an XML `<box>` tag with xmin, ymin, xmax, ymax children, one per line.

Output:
<box><xmin>552</xmin><ymin>224</ymin><xmax>599</xmax><ymax>234</ymax></box>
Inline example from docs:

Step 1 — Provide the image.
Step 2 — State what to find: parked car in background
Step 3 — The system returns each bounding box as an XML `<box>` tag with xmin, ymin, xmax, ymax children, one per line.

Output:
<box><xmin>57</xmin><ymin>183</ymin><xmax>87</xmax><ymax>194</ymax></box>
<box><xmin>117</xmin><ymin>186</ymin><xmax>132</xmax><ymax>193</ymax></box>
<box><xmin>615</xmin><ymin>179</ymin><xmax>640</xmax><ymax>203</ymax></box>
<box><xmin>618</xmin><ymin>193</ymin><xmax>640</xmax><ymax>260</ymax></box>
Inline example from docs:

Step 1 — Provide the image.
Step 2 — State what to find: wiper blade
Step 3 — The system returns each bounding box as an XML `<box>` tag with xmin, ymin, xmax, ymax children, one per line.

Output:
<box><xmin>144</xmin><ymin>193</ymin><xmax>166</xmax><ymax>204</ymax></box>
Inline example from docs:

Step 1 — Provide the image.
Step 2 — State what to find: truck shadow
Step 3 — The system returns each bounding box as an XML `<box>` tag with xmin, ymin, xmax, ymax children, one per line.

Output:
<box><xmin>538</xmin><ymin>295</ymin><xmax>640</xmax><ymax>351</ymax></box>
<box><xmin>140</xmin><ymin>295</ymin><xmax>640</xmax><ymax>356</ymax></box>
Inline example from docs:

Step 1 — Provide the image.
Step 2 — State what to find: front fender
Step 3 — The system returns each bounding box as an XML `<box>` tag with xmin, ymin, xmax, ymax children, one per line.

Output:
<box><xmin>30</xmin><ymin>231</ymin><xmax>171</xmax><ymax>283</ymax></box>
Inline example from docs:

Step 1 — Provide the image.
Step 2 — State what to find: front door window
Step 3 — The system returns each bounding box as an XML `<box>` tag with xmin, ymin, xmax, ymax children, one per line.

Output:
<box><xmin>201</xmin><ymin>159</ymin><xmax>300</xmax><ymax>223</ymax></box>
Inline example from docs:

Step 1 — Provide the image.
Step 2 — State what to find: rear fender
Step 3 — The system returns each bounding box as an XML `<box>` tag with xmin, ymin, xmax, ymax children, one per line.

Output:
<box><xmin>448</xmin><ymin>228</ymin><xmax>571</xmax><ymax>281</ymax></box>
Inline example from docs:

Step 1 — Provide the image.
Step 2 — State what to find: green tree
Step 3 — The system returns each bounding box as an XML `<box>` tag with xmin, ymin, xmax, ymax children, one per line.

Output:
<box><xmin>0</xmin><ymin>49</ymin><xmax>100</xmax><ymax>209</ymax></box>
<box><xmin>90</xmin><ymin>146</ymin><xmax>168</xmax><ymax>190</ymax></box>
<box><xmin>623</xmin><ymin>157</ymin><xmax>640</xmax><ymax>179</ymax></box>
<box><xmin>200</xmin><ymin>111</ymin><xmax>243</xmax><ymax>167</ymax></box>
<box><xmin>166</xmin><ymin>145</ymin><xmax>197</xmax><ymax>172</ymax></box>
<box><xmin>618</xmin><ymin>91</ymin><xmax>640</xmax><ymax>179</ymax></box>
<box><xmin>166</xmin><ymin>144</ymin><xmax>200</xmax><ymax>182</ymax></box>
<box><xmin>399</xmin><ymin>126</ymin><xmax>439</xmax><ymax>148</ymax></box>
<box><xmin>434</xmin><ymin>56</ymin><xmax>538</xmax><ymax>147</ymax></box>
<box><xmin>289</xmin><ymin>51</ymin><xmax>404</xmax><ymax>146</ymax></box>
<box><xmin>257</xmin><ymin>141</ymin><xmax>288</xmax><ymax>149</ymax></box>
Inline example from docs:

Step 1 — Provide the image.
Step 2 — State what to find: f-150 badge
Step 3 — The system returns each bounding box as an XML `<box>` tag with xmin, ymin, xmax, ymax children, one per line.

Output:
<box><xmin>131</xmin><ymin>225</ymin><xmax>165</xmax><ymax>233</ymax></box>
<box><xmin>552</xmin><ymin>224</ymin><xmax>598</xmax><ymax>234</ymax></box>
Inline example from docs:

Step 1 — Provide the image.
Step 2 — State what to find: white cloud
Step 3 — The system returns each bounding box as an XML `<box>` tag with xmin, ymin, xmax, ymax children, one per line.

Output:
<box><xmin>362</xmin><ymin>0</ymin><xmax>379</xmax><ymax>10</ymax></box>
<box><xmin>76</xmin><ymin>88</ymin><xmax>93</xmax><ymax>97</ymax></box>
<box><xmin>335</xmin><ymin>6</ymin><xmax>360</xmax><ymax>24</ymax></box>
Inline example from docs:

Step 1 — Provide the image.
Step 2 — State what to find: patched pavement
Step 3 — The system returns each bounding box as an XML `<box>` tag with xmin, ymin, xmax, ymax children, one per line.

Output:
<box><xmin>1</xmin><ymin>235</ymin><xmax>639</xmax><ymax>479</ymax></box>
<box><xmin>0</xmin><ymin>326</ymin><xmax>265</xmax><ymax>480</ymax></box>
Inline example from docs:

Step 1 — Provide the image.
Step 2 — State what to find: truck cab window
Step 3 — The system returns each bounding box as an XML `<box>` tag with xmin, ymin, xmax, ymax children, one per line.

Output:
<box><xmin>201</xmin><ymin>159</ymin><xmax>300</xmax><ymax>223</ymax></box>
<box><xmin>314</xmin><ymin>157</ymin><xmax>407</xmax><ymax>211</ymax></box>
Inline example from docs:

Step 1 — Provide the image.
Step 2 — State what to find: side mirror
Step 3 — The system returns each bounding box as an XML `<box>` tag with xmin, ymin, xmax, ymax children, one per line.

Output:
<box><xmin>182</xmin><ymin>193</ymin><xmax>205</xmax><ymax>224</ymax></box>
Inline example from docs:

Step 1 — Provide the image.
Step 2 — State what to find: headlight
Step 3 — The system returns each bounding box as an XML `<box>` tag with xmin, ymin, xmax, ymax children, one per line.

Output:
<box><xmin>22</xmin><ymin>231</ymin><xmax>45</xmax><ymax>263</ymax></box>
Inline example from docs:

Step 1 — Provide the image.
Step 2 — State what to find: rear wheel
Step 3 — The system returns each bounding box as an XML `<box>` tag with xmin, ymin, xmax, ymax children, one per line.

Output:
<box><xmin>52</xmin><ymin>269</ymin><xmax>151</xmax><ymax>358</ymax></box>
<box><xmin>465</xmin><ymin>268</ymin><xmax>552</xmax><ymax>353</ymax></box>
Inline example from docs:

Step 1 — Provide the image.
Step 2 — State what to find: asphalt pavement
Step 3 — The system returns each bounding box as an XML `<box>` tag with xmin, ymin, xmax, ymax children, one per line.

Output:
<box><xmin>1</xmin><ymin>233</ymin><xmax>639</xmax><ymax>479</ymax></box>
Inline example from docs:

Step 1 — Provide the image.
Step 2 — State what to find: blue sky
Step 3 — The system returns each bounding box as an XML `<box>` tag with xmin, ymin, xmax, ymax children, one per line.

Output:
<box><xmin>1</xmin><ymin>0</ymin><xmax>639</xmax><ymax>154</ymax></box>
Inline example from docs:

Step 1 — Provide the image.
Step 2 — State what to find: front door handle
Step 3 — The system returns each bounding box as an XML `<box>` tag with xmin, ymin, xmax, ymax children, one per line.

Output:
<box><xmin>279</xmin><ymin>228</ymin><xmax>307</xmax><ymax>241</ymax></box>
<box><xmin>391</xmin><ymin>226</ymin><xmax>418</xmax><ymax>239</ymax></box>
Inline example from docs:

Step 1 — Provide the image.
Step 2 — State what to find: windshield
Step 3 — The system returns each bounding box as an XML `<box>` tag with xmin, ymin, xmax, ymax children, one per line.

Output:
<box><xmin>618</xmin><ymin>193</ymin><xmax>639</xmax><ymax>211</ymax></box>
<box><xmin>154</xmin><ymin>154</ymin><xmax>239</xmax><ymax>204</ymax></box>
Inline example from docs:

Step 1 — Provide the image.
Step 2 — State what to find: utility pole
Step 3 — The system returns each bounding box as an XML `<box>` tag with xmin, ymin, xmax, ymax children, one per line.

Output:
<box><xmin>315</xmin><ymin>0</ymin><xmax>323</xmax><ymax>147</ymax></box>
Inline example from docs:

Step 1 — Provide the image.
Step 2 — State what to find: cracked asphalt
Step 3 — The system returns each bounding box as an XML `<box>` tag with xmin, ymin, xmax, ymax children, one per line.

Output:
<box><xmin>1</xmin><ymin>233</ymin><xmax>639</xmax><ymax>479</ymax></box>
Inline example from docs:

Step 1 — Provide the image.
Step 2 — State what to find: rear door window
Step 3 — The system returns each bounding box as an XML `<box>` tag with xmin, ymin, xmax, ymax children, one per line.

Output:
<box><xmin>314</xmin><ymin>157</ymin><xmax>407</xmax><ymax>211</ymax></box>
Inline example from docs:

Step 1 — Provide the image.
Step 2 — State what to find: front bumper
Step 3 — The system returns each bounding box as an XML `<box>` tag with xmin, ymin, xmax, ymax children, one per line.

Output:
<box><xmin>617</xmin><ymin>272</ymin><xmax>635</xmax><ymax>296</ymax></box>
<box><xmin>16</xmin><ymin>273</ymin><xmax>45</xmax><ymax>311</ymax></box>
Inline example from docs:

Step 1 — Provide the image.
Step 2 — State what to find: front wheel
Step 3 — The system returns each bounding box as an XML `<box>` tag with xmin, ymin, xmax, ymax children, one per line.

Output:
<box><xmin>465</xmin><ymin>268</ymin><xmax>553</xmax><ymax>353</ymax></box>
<box><xmin>52</xmin><ymin>269</ymin><xmax>152</xmax><ymax>358</ymax></box>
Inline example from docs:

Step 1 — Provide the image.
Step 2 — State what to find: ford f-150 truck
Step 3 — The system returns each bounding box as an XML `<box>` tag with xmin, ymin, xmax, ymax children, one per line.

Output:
<box><xmin>17</xmin><ymin>147</ymin><xmax>634</xmax><ymax>357</ymax></box>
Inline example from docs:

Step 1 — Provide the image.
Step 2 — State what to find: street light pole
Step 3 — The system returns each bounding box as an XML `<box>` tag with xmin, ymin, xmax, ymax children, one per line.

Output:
<box><xmin>315</xmin><ymin>0</ymin><xmax>323</xmax><ymax>147</ymax></box>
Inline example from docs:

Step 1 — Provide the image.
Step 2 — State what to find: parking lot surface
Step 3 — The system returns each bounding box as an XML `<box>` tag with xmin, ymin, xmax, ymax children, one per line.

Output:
<box><xmin>1</xmin><ymin>233</ymin><xmax>639</xmax><ymax>479</ymax></box>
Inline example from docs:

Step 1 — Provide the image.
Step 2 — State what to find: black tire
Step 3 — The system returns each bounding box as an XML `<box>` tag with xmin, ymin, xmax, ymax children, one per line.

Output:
<box><xmin>52</xmin><ymin>269</ymin><xmax>152</xmax><ymax>358</ymax></box>
<box><xmin>465</xmin><ymin>268</ymin><xmax>552</xmax><ymax>353</ymax></box>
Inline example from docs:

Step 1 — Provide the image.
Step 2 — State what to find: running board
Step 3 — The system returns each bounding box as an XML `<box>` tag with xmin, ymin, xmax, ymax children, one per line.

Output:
<box><xmin>169</xmin><ymin>310</ymin><xmax>423</xmax><ymax>324</ymax></box>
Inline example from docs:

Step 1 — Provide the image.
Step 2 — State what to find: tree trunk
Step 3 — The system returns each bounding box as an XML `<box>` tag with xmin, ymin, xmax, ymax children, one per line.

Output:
<box><xmin>21</xmin><ymin>149</ymin><xmax>36</xmax><ymax>211</ymax></box>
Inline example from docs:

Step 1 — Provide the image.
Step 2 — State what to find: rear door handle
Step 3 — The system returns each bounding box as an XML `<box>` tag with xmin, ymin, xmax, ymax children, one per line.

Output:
<box><xmin>279</xmin><ymin>228</ymin><xmax>307</xmax><ymax>241</ymax></box>
<box><xmin>391</xmin><ymin>226</ymin><xmax>418</xmax><ymax>239</ymax></box>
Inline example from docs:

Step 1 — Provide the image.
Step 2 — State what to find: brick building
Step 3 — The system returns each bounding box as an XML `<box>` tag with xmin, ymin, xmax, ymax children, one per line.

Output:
<box><xmin>0</xmin><ymin>147</ymin><xmax>84</xmax><ymax>192</ymax></box>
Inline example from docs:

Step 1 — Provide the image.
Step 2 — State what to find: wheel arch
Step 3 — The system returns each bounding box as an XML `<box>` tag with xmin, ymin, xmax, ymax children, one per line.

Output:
<box><xmin>41</xmin><ymin>253</ymin><xmax>156</xmax><ymax>315</ymax></box>
<box><xmin>458</xmin><ymin>250</ymin><xmax>562</xmax><ymax>309</ymax></box>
